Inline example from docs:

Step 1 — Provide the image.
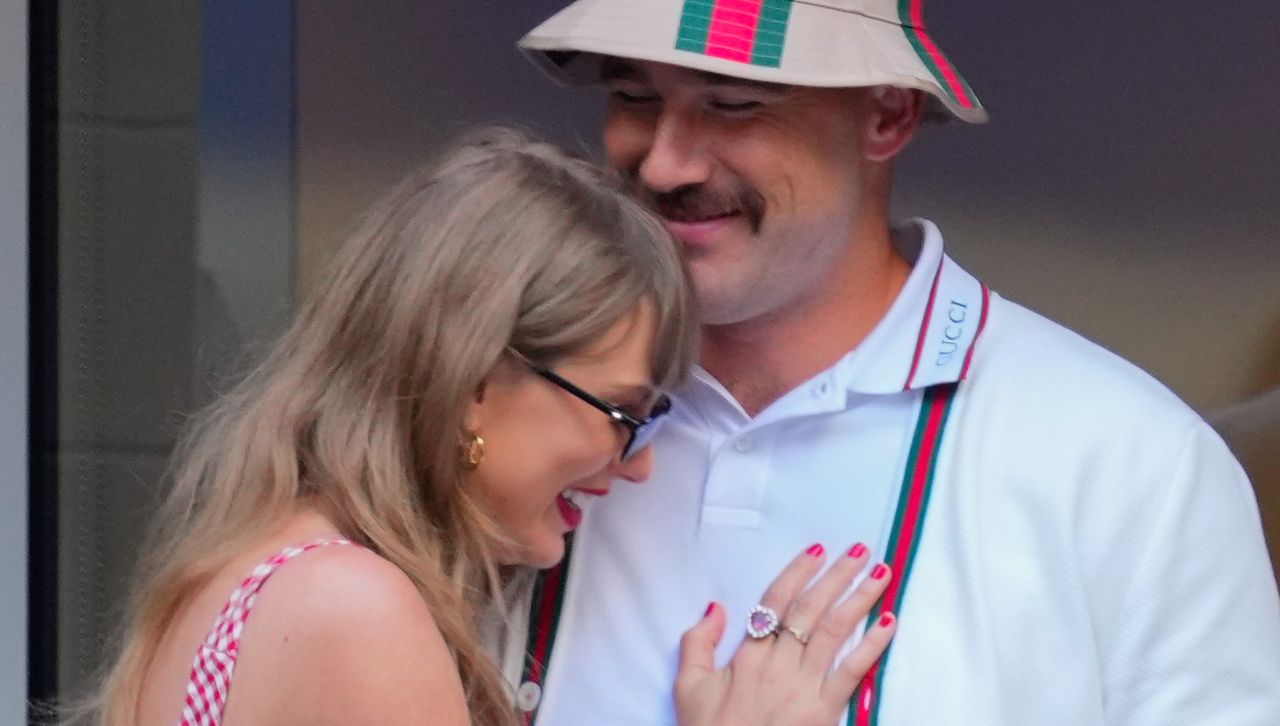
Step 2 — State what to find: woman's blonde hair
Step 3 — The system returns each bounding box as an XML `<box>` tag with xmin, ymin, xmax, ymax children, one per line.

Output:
<box><xmin>91</xmin><ymin>128</ymin><xmax>698</xmax><ymax>725</ymax></box>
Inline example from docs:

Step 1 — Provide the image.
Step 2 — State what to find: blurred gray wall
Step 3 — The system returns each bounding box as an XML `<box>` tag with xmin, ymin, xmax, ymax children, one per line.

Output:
<box><xmin>1</xmin><ymin>2</ymin><xmax>29</xmax><ymax>721</ymax></box>
<box><xmin>296</xmin><ymin>1</ymin><xmax>1280</xmax><ymax>413</ymax></box>
<box><xmin>54</xmin><ymin>0</ymin><xmax>201</xmax><ymax>695</ymax></box>
<box><xmin>295</xmin><ymin>2</ymin><xmax>606</xmax><ymax>301</ymax></box>
<box><xmin>51</xmin><ymin>0</ymin><xmax>297</xmax><ymax>697</ymax></box>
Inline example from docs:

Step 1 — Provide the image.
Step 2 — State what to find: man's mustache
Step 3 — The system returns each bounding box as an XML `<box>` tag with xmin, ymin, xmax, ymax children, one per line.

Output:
<box><xmin>628</xmin><ymin>179</ymin><xmax>766</xmax><ymax>235</ymax></box>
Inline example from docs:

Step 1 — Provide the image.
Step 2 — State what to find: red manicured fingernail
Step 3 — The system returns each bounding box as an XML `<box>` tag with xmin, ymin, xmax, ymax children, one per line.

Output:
<box><xmin>871</xmin><ymin>564</ymin><xmax>888</xmax><ymax>580</ymax></box>
<box><xmin>806</xmin><ymin>543</ymin><xmax>825</xmax><ymax>557</ymax></box>
<box><xmin>879</xmin><ymin>612</ymin><xmax>895</xmax><ymax>627</ymax></box>
<box><xmin>848</xmin><ymin>542</ymin><xmax>867</xmax><ymax>558</ymax></box>
<box><xmin>705</xmin><ymin>602</ymin><xmax>717</xmax><ymax>617</ymax></box>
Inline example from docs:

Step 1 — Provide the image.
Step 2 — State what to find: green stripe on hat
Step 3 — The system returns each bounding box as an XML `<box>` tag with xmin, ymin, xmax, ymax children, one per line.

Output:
<box><xmin>675</xmin><ymin>0</ymin><xmax>714</xmax><ymax>55</ymax></box>
<box><xmin>897</xmin><ymin>0</ymin><xmax>979</xmax><ymax>109</ymax></box>
<box><xmin>750</xmin><ymin>0</ymin><xmax>793</xmax><ymax>67</ymax></box>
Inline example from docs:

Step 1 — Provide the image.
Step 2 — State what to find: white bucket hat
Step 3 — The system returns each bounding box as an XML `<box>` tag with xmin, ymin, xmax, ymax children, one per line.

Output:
<box><xmin>519</xmin><ymin>0</ymin><xmax>987</xmax><ymax>124</ymax></box>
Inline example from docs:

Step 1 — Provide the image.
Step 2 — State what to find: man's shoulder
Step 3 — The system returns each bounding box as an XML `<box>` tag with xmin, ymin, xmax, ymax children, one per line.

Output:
<box><xmin>956</xmin><ymin>293</ymin><xmax>1251</xmax><ymax>518</ymax></box>
<box><xmin>971</xmin><ymin>292</ymin><xmax>1202</xmax><ymax>431</ymax></box>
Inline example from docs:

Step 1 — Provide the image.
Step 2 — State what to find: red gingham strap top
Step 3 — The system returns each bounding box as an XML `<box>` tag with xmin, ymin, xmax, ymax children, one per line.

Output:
<box><xmin>178</xmin><ymin>538</ymin><xmax>355</xmax><ymax>726</ymax></box>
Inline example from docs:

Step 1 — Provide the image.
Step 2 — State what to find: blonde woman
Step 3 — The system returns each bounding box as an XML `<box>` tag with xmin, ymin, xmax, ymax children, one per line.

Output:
<box><xmin>85</xmin><ymin>130</ymin><xmax>896</xmax><ymax>726</ymax></box>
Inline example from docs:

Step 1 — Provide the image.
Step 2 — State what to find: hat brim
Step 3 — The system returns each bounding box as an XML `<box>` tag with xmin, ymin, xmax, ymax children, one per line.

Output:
<box><xmin>519</xmin><ymin>0</ymin><xmax>987</xmax><ymax>124</ymax></box>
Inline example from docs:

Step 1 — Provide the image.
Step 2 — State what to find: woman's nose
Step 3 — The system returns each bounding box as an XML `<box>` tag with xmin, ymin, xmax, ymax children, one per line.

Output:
<box><xmin>612</xmin><ymin>444</ymin><xmax>654</xmax><ymax>483</ymax></box>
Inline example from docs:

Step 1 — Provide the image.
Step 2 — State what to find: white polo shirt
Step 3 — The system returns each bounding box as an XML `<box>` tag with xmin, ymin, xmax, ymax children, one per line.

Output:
<box><xmin>509</xmin><ymin>220</ymin><xmax>1280</xmax><ymax>725</ymax></box>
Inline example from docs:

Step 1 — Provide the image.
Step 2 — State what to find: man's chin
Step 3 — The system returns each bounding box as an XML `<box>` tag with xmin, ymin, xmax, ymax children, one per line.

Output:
<box><xmin>687</xmin><ymin>274</ymin><xmax>758</xmax><ymax>327</ymax></box>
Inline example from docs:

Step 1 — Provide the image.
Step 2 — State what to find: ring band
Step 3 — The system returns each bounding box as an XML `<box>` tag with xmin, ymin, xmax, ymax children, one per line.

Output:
<box><xmin>745</xmin><ymin>604</ymin><xmax>781</xmax><ymax>639</ymax></box>
<box><xmin>782</xmin><ymin>624</ymin><xmax>810</xmax><ymax>645</ymax></box>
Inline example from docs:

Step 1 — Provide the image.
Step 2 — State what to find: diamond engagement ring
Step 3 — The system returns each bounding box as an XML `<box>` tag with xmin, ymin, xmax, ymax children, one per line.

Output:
<box><xmin>746</xmin><ymin>604</ymin><xmax>781</xmax><ymax>639</ymax></box>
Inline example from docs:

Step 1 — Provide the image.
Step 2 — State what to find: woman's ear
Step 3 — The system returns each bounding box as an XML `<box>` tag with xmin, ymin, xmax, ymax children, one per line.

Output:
<box><xmin>863</xmin><ymin>86</ymin><xmax>925</xmax><ymax>162</ymax></box>
<box><xmin>463</xmin><ymin>378</ymin><xmax>488</xmax><ymax>433</ymax></box>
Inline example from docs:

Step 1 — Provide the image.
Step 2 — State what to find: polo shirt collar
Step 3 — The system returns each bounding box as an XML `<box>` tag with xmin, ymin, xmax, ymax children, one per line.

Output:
<box><xmin>684</xmin><ymin>219</ymin><xmax>990</xmax><ymax>419</ymax></box>
<box><xmin>835</xmin><ymin>218</ymin><xmax>990</xmax><ymax>395</ymax></box>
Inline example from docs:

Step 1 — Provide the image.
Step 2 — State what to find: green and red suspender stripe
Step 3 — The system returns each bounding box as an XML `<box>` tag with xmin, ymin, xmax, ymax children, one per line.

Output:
<box><xmin>850</xmin><ymin>383</ymin><xmax>958</xmax><ymax>726</ymax></box>
<box><xmin>673</xmin><ymin>0</ymin><xmax>978</xmax><ymax>111</ymax></box>
<box><xmin>521</xmin><ymin>534</ymin><xmax>573</xmax><ymax>726</ymax></box>
<box><xmin>520</xmin><ymin>387</ymin><xmax>959</xmax><ymax>725</ymax></box>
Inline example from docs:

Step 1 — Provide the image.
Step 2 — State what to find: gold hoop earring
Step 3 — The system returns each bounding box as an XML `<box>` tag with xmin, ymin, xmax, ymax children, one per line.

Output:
<box><xmin>461</xmin><ymin>432</ymin><xmax>485</xmax><ymax>470</ymax></box>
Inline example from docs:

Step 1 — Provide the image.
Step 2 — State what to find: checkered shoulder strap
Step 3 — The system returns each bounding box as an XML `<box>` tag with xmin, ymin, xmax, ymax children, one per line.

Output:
<box><xmin>179</xmin><ymin>538</ymin><xmax>355</xmax><ymax>726</ymax></box>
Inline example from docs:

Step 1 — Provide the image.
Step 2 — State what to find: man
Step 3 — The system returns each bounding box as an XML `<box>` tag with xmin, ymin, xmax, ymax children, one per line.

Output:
<box><xmin>506</xmin><ymin>1</ymin><xmax>1280</xmax><ymax>724</ymax></box>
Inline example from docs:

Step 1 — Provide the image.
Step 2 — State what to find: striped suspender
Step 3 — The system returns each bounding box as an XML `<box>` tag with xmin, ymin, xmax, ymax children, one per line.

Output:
<box><xmin>521</xmin><ymin>384</ymin><xmax>959</xmax><ymax>726</ymax></box>
<box><xmin>851</xmin><ymin>382</ymin><xmax>958</xmax><ymax>725</ymax></box>
<box><xmin>519</xmin><ymin>534</ymin><xmax>573</xmax><ymax>725</ymax></box>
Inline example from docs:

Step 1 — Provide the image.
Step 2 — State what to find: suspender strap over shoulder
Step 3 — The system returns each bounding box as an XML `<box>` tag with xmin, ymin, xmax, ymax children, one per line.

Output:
<box><xmin>518</xmin><ymin>533</ymin><xmax>574</xmax><ymax>724</ymax></box>
<box><xmin>851</xmin><ymin>382</ymin><xmax>958</xmax><ymax>726</ymax></box>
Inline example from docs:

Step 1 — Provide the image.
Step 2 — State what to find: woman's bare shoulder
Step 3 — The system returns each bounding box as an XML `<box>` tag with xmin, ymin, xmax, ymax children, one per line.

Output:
<box><xmin>221</xmin><ymin>544</ymin><xmax>471</xmax><ymax>725</ymax></box>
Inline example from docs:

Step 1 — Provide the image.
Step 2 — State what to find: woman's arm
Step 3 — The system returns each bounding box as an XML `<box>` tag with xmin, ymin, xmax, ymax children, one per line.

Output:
<box><xmin>220</xmin><ymin>545</ymin><xmax>471</xmax><ymax>725</ymax></box>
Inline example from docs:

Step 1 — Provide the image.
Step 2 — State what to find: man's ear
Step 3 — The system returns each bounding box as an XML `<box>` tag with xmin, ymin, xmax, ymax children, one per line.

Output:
<box><xmin>864</xmin><ymin>87</ymin><xmax>925</xmax><ymax>162</ymax></box>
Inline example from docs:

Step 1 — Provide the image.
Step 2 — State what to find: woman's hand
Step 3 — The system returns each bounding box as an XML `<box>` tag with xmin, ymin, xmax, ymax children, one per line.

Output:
<box><xmin>675</xmin><ymin>543</ymin><xmax>896</xmax><ymax>726</ymax></box>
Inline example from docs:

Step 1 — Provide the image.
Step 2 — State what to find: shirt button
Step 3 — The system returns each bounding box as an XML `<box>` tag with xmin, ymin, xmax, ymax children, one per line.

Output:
<box><xmin>734</xmin><ymin>438</ymin><xmax>753</xmax><ymax>453</ymax></box>
<box><xmin>517</xmin><ymin>681</ymin><xmax>542</xmax><ymax>712</ymax></box>
<box><xmin>816</xmin><ymin>381</ymin><xmax>832</xmax><ymax>396</ymax></box>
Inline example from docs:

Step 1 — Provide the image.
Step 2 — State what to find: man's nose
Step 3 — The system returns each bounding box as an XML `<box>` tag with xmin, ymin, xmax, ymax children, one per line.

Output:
<box><xmin>637</xmin><ymin>111</ymin><xmax>713</xmax><ymax>194</ymax></box>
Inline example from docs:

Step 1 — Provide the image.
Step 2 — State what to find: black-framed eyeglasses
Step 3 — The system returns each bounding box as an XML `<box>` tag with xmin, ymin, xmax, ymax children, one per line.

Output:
<box><xmin>507</xmin><ymin>348</ymin><xmax>673</xmax><ymax>461</ymax></box>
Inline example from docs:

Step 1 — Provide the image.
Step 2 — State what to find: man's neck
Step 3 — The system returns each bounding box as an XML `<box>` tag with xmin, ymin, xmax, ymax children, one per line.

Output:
<box><xmin>700</xmin><ymin>225</ymin><xmax>911</xmax><ymax>417</ymax></box>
